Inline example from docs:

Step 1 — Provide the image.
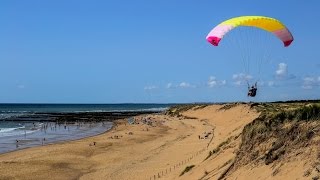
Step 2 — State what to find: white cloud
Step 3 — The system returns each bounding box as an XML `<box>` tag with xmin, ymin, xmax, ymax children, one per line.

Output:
<box><xmin>232</xmin><ymin>73</ymin><xmax>252</xmax><ymax>86</ymax></box>
<box><xmin>207</xmin><ymin>76</ymin><xmax>226</xmax><ymax>87</ymax></box>
<box><xmin>232</xmin><ymin>73</ymin><xmax>252</xmax><ymax>81</ymax></box>
<box><xmin>208</xmin><ymin>76</ymin><xmax>217</xmax><ymax>87</ymax></box>
<box><xmin>165</xmin><ymin>82</ymin><xmax>195</xmax><ymax>89</ymax></box>
<box><xmin>276</xmin><ymin>63</ymin><xmax>287</xmax><ymax>77</ymax></box>
<box><xmin>144</xmin><ymin>86</ymin><xmax>157</xmax><ymax>90</ymax></box>
<box><xmin>301</xmin><ymin>76</ymin><xmax>320</xmax><ymax>89</ymax></box>
<box><xmin>275</xmin><ymin>63</ymin><xmax>296</xmax><ymax>80</ymax></box>
<box><xmin>179</xmin><ymin>82</ymin><xmax>191</xmax><ymax>88</ymax></box>
<box><xmin>232</xmin><ymin>73</ymin><xmax>252</xmax><ymax>80</ymax></box>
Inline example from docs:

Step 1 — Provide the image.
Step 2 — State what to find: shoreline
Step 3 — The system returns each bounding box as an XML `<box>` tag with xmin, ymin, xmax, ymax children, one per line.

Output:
<box><xmin>4</xmin><ymin>110</ymin><xmax>162</xmax><ymax>122</ymax></box>
<box><xmin>0</xmin><ymin>121</ymin><xmax>113</xmax><ymax>154</ymax></box>
<box><xmin>0</xmin><ymin>104</ymin><xmax>246</xmax><ymax>179</ymax></box>
<box><xmin>1</xmin><ymin>121</ymin><xmax>116</xmax><ymax>156</ymax></box>
<box><xmin>0</xmin><ymin>110</ymin><xmax>163</xmax><ymax>154</ymax></box>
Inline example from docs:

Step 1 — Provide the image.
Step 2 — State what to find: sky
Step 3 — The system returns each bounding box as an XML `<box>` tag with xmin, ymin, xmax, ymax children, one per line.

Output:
<box><xmin>0</xmin><ymin>0</ymin><xmax>319</xmax><ymax>103</ymax></box>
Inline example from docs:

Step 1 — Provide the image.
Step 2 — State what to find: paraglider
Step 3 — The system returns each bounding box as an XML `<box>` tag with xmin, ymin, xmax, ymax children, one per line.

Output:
<box><xmin>247</xmin><ymin>82</ymin><xmax>257</xmax><ymax>97</ymax></box>
<box><xmin>206</xmin><ymin>16</ymin><xmax>294</xmax><ymax>98</ymax></box>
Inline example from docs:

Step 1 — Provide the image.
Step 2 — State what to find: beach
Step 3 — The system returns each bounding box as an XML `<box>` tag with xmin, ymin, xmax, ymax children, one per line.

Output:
<box><xmin>0</xmin><ymin>103</ymin><xmax>319</xmax><ymax>179</ymax></box>
<box><xmin>0</xmin><ymin>104</ymin><xmax>258</xmax><ymax>179</ymax></box>
<box><xmin>0</xmin><ymin>104</ymin><xmax>166</xmax><ymax>154</ymax></box>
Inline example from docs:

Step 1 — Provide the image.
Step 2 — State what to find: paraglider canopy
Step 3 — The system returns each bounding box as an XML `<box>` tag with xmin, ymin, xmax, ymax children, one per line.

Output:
<box><xmin>206</xmin><ymin>16</ymin><xmax>294</xmax><ymax>47</ymax></box>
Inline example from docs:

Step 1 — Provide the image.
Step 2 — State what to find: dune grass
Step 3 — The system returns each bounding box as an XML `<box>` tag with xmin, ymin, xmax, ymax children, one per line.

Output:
<box><xmin>180</xmin><ymin>165</ymin><xmax>195</xmax><ymax>176</ymax></box>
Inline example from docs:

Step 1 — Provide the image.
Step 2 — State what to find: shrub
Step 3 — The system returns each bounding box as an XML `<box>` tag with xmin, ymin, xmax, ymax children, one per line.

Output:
<box><xmin>180</xmin><ymin>165</ymin><xmax>195</xmax><ymax>176</ymax></box>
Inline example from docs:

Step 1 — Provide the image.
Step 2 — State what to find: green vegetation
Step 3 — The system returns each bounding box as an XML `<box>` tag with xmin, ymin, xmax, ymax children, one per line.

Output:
<box><xmin>204</xmin><ymin>136</ymin><xmax>233</xmax><ymax>161</ymax></box>
<box><xmin>166</xmin><ymin>104</ymin><xmax>196</xmax><ymax>117</ymax></box>
<box><xmin>243</xmin><ymin>103</ymin><xmax>320</xmax><ymax>140</ymax></box>
<box><xmin>217</xmin><ymin>161</ymin><xmax>235</xmax><ymax>180</ymax></box>
<box><xmin>234</xmin><ymin>102</ymin><xmax>320</xmax><ymax>170</ymax></box>
<box><xmin>180</xmin><ymin>165</ymin><xmax>195</xmax><ymax>176</ymax></box>
<box><xmin>204</xmin><ymin>150</ymin><xmax>213</xmax><ymax>161</ymax></box>
<box><xmin>193</xmin><ymin>104</ymin><xmax>210</xmax><ymax>110</ymax></box>
<box><xmin>166</xmin><ymin>104</ymin><xmax>210</xmax><ymax>118</ymax></box>
<box><xmin>218</xmin><ymin>103</ymin><xmax>238</xmax><ymax>111</ymax></box>
<box><xmin>220</xmin><ymin>159</ymin><xmax>233</xmax><ymax>169</ymax></box>
<box><xmin>312</xmin><ymin>175</ymin><xmax>320</xmax><ymax>180</ymax></box>
<box><xmin>273</xmin><ymin>104</ymin><xmax>320</xmax><ymax>121</ymax></box>
<box><xmin>195</xmin><ymin>101</ymin><xmax>320</xmax><ymax>179</ymax></box>
<box><xmin>217</xmin><ymin>136</ymin><xmax>232</xmax><ymax>147</ymax></box>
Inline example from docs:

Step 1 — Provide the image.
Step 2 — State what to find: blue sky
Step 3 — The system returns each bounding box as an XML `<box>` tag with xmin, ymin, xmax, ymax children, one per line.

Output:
<box><xmin>0</xmin><ymin>1</ymin><xmax>319</xmax><ymax>103</ymax></box>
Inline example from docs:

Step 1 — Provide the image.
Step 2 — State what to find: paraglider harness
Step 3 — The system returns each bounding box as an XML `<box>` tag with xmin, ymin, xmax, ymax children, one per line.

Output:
<box><xmin>247</xmin><ymin>82</ymin><xmax>257</xmax><ymax>97</ymax></box>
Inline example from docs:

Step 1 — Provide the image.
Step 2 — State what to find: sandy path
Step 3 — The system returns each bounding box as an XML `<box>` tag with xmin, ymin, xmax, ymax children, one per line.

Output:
<box><xmin>179</xmin><ymin>104</ymin><xmax>259</xmax><ymax>179</ymax></box>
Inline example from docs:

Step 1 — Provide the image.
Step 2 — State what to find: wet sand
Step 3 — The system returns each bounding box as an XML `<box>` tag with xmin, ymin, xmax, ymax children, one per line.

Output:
<box><xmin>0</xmin><ymin>121</ymin><xmax>112</xmax><ymax>154</ymax></box>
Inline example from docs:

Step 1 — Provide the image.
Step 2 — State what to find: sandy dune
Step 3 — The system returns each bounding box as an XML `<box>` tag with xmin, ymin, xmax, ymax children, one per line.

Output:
<box><xmin>3</xmin><ymin>103</ymin><xmax>311</xmax><ymax>180</ymax></box>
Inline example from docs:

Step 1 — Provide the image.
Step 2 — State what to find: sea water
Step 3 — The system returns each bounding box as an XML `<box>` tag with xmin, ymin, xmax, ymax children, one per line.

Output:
<box><xmin>0</xmin><ymin>104</ymin><xmax>169</xmax><ymax>136</ymax></box>
<box><xmin>0</xmin><ymin>103</ymin><xmax>170</xmax><ymax>153</ymax></box>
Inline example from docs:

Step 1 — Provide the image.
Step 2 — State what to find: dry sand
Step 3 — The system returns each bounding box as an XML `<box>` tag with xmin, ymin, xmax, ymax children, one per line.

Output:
<box><xmin>0</xmin><ymin>104</ymin><xmax>310</xmax><ymax>180</ymax></box>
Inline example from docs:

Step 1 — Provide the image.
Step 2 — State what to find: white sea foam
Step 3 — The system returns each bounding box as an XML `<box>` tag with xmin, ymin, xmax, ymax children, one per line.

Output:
<box><xmin>73</xmin><ymin>107</ymin><xmax>168</xmax><ymax>113</ymax></box>
<box><xmin>0</xmin><ymin>127</ymin><xmax>19</xmax><ymax>133</ymax></box>
<box><xmin>0</xmin><ymin>128</ymin><xmax>36</xmax><ymax>137</ymax></box>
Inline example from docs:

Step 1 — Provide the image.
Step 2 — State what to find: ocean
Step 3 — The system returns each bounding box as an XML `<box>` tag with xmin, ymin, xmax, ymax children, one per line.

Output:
<box><xmin>0</xmin><ymin>103</ymin><xmax>171</xmax><ymax>153</ymax></box>
<box><xmin>0</xmin><ymin>103</ymin><xmax>170</xmax><ymax>115</ymax></box>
